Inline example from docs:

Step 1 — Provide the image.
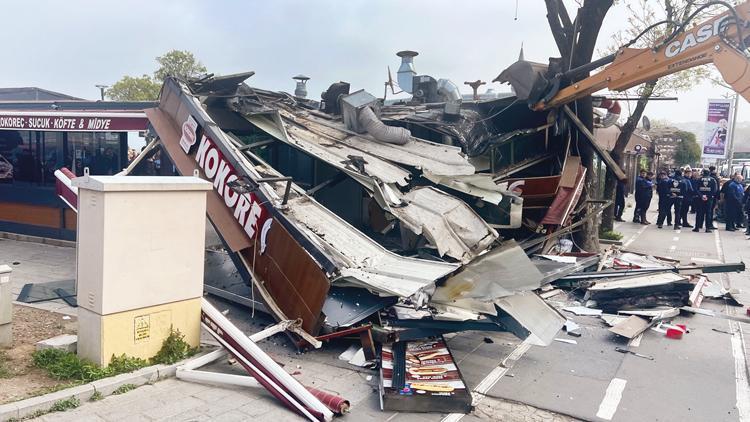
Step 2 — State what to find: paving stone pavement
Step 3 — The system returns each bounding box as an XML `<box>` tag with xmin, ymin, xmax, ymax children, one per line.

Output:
<box><xmin>0</xmin><ymin>238</ymin><xmax>577</xmax><ymax>422</ymax></box>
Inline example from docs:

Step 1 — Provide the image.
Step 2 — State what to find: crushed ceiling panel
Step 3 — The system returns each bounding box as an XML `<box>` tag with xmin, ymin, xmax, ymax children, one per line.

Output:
<box><xmin>374</xmin><ymin>185</ymin><xmax>498</xmax><ymax>263</ymax></box>
<box><xmin>283</xmin><ymin>110</ymin><xmax>476</xmax><ymax>177</ymax></box>
<box><xmin>431</xmin><ymin>239</ymin><xmax>543</xmax><ymax>301</ymax></box>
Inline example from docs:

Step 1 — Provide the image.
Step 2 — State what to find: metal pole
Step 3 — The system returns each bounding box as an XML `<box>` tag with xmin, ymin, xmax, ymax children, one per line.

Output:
<box><xmin>726</xmin><ymin>94</ymin><xmax>740</xmax><ymax>174</ymax></box>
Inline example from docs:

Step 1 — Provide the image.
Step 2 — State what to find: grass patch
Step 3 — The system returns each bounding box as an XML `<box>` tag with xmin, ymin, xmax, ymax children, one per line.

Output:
<box><xmin>6</xmin><ymin>397</ymin><xmax>80</xmax><ymax>421</ymax></box>
<box><xmin>50</xmin><ymin>397</ymin><xmax>80</xmax><ymax>412</ymax></box>
<box><xmin>599</xmin><ymin>230</ymin><xmax>624</xmax><ymax>241</ymax></box>
<box><xmin>89</xmin><ymin>391</ymin><xmax>103</xmax><ymax>401</ymax></box>
<box><xmin>150</xmin><ymin>327</ymin><xmax>198</xmax><ymax>365</ymax></box>
<box><xmin>0</xmin><ymin>350</ymin><xmax>12</xmax><ymax>378</ymax></box>
<box><xmin>32</xmin><ymin>349</ymin><xmax>147</xmax><ymax>383</ymax></box>
<box><xmin>112</xmin><ymin>384</ymin><xmax>136</xmax><ymax>395</ymax></box>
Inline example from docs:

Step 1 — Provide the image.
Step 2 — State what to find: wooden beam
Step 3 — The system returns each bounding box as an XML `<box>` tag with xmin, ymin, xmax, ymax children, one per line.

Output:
<box><xmin>563</xmin><ymin>105</ymin><xmax>626</xmax><ymax>181</ymax></box>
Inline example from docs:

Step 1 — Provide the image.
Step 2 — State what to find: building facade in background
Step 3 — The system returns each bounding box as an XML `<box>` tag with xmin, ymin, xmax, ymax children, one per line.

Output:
<box><xmin>0</xmin><ymin>88</ymin><xmax>155</xmax><ymax>240</ymax></box>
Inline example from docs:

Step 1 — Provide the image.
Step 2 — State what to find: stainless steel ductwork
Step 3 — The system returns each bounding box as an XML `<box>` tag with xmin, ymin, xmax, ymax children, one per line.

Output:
<box><xmin>358</xmin><ymin>106</ymin><xmax>411</xmax><ymax>145</ymax></box>
<box><xmin>437</xmin><ymin>79</ymin><xmax>461</xmax><ymax>103</ymax></box>
<box><xmin>397</xmin><ymin>50</ymin><xmax>418</xmax><ymax>94</ymax></box>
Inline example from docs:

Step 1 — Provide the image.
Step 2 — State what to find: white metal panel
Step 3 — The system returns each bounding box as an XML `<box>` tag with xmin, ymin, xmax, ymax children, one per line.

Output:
<box><xmin>285</xmin><ymin>111</ymin><xmax>476</xmax><ymax>177</ymax></box>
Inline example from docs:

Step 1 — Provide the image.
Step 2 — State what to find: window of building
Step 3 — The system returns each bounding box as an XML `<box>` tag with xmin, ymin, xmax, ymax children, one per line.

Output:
<box><xmin>67</xmin><ymin>132</ymin><xmax>123</xmax><ymax>176</ymax></box>
<box><xmin>0</xmin><ymin>130</ymin><xmax>126</xmax><ymax>185</ymax></box>
<box><xmin>0</xmin><ymin>130</ymin><xmax>34</xmax><ymax>183</ymax></box>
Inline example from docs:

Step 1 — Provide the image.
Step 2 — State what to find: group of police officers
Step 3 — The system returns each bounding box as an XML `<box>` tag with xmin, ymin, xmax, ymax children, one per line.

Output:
<box><xmin>615</xmin><ymin>165</ymin><xmax>750</xmax><ymax>234</ymax></box>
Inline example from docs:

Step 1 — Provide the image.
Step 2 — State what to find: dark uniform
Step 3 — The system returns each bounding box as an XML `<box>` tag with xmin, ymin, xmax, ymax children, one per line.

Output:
<box><xmin>693</xmin><ymin>172</ymin><xmax>718</xmax><ymax>232</ymax></box>
<box><xmin>711</xmin><ymin>170</ymin><xmax>721</xmax><ymax>228</ymax></box>
<box><xmin>679</xmin><ymin>174</ymin><xmax>694</xmax><ymax>227</ymax></box>
<box><xmin>656</xmin><ymin>175</ymin><xmax>673</xmax><ymax>228</ymax></box>
<box><xmin>667</xmin><ymin>176</ymin><xmax>688</xmax><ymax>229</ymax></box>
<box><xmin>614</xmin><ymin>180</ymin><xmax>626</xmax><ymax>221</ymax></box>
<box><xmin>634</xmin><ymin>174</ymin><xmax>654</xmax><ymax>224</ymax></box>
<box><xmin>725</xmin><ymin>179</ymin><xmax>745</xmax><ymax>231</ymax></box>
<box><xmin>744</xmin><ymin>186</ymin><xmax>750</xmax><ymax>234</ymax></box>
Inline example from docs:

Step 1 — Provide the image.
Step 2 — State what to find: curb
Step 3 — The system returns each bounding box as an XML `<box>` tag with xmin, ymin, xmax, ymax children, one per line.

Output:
<box><xmin>0</xmin><ymin>354</ymin><xmax>204</xmax><ymax>421</ymax></box>
<box><xmin>599</xmin><ymin>238</ymin><xmax>624</xmax><ymax>245</ymax></box>
<box><xmin>0</xmin><ymin>232</ymin><xmax>75</xmax><ymax>249</ymax></box>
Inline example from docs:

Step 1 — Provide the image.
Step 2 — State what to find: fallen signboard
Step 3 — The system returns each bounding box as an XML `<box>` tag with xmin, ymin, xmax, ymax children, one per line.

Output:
<box><xmin>380</xmin><ymin>337</ymin><xmax>472</xmax><ymax>414</ymax></box>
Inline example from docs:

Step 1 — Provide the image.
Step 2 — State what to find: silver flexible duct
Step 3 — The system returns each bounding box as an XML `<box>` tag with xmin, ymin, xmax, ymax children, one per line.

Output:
<box><xmin>358</xmin><ymin>106</ymin><xmax>411</xmax><ymax>145</ymax></box>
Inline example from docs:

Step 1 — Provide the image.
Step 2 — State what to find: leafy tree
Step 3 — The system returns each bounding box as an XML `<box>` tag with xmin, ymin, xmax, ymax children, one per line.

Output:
<box><xmin>673</xmin><ymin>130</ymin><xmax>702</xmax><ymax>166</ymax></box>
<box><xmin>599</xmin><ymin>0</ymin><xmax>713</xmax><ymax>232</ymax></box>
<box><xmin>106</xmin><ymin>50</ymin><xmax>207</xmax><ymax>101</ymax></box>
<box><xmin>106</xmin><ymin>75</ymin><xmax>160</xmax><ymax>101</ymax></box>
<box><xmin>154</xmin><ymin>50</ymin><xmax>207</xmax><ymax>82</ymax></box>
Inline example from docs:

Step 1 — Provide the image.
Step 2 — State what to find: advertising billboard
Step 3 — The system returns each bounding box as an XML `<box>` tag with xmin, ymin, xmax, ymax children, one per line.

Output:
<box><xmin>701</xmin><ymin>99</ymin><xmax>733</xmax><ymax>159</ymax></box>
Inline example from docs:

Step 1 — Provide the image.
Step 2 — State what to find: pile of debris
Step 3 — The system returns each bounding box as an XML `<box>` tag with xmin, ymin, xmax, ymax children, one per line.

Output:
<box><xmin>547</xmin><ymin>249</ymin><xmax>745</xmax><ymax>343</ymax></box>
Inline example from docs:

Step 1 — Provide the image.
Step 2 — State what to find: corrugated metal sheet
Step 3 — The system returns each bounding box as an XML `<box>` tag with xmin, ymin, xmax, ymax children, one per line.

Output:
<box><xmin>283</xmin><ymin>111</ymin><xmax>476</xmax><ymax>177</ymax></box>
<box><xmin>246</xmin><ymin>113</ymin><xmax>411</xmax><ymax>188</ymax></box>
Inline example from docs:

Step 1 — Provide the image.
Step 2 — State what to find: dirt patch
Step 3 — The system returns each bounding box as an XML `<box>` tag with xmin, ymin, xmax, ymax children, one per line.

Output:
<box><xmin>0</xmin><ymin>305</ymin><xmax>77</xmax><ymax>404</ymax></box>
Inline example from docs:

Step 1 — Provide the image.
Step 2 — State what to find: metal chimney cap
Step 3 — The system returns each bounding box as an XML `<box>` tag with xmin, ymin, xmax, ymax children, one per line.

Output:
<box><xmin>396</xmin><ymin>50</ymin><xmax>419</xmax><ymax>58</ymax></box>
<box><xmin>293</xmin><ymin>74</ymin><xmax>310</xmax><ymax>81</ymax></box>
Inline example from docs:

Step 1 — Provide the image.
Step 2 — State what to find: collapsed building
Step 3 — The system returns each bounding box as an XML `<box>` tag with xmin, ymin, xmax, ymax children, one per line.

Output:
<box><xmin>123</xmin><ymin>50</ymin><xmax>608</xmax><ymax>348</ymax></box>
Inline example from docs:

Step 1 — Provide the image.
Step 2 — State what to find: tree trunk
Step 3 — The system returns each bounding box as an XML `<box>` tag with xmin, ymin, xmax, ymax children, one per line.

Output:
<box><xmin>544</xmin><ymin>0</ymin><xmax>613</xmax><ymax>252</ymax></box>
<box><xmin>600</xmin><ymin>83</ymin><xmax>657</xmax><ymax>232</ymax></box>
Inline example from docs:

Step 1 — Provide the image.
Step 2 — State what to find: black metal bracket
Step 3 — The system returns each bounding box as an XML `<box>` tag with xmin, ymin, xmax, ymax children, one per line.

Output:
<box><xmin>228</xmin><ymin>175</ymin><xmax>294</xmax><ymax>205</ymax></box>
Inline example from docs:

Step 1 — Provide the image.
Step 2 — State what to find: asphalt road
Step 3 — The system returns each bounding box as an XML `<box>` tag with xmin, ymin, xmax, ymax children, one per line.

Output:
<box><xmin>4</xmin><ymin>198</ymin><xmax>750</xmax><ymax>421</ymax></box>
<box><xmin>488</xmin><ymin>200</ymin><xmax>750</xmax><ymax>422</ymax></box>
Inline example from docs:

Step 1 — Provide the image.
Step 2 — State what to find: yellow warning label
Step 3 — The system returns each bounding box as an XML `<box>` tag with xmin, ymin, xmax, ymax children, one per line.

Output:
<box><xmin>134</xmin><ymin>315</ymin><xmax>150</xmax><ymax>342</ymax></box>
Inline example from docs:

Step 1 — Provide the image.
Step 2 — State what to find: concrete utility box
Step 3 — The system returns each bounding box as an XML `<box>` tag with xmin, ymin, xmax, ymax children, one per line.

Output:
<box><xmin>0</xmin><ymin>265</ymin><xmax>12</xmax><ymax>347</ymax></box>
<box><xmin>72</xmin><ymin>175</ymin><xmax>212</xmax><ymax>366</ymax></box>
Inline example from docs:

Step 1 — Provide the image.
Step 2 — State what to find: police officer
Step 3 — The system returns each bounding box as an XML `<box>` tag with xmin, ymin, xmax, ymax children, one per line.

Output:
<box><xmin>726</xmin><ymin>173</ymin><xmax>745</xmax><ymax>231</ymax></box>
<box><xmin>744</xmin><ymin>184</ymin><xmax>750</xmax><ymax>235</ymax></box>
<box><xmin>614</xmin><ymin>179</ymin><xmax>627</xmax><ymax>222</ymax></box>
<box><xmin>693</xmin><ymin>169</ymin><xmax>718</xmax><ymax>233</ymax></box>
<box><xmin>656</xmin><ymin>171</ymin><xmax>673</xmax><ymax>228</ymax></box>
<box><xmin>679</xmin><ymin>167</ymin><xmax>694</xmax><ymax>228</ymax></box>
<box><xmin>634</xmin><ymin>170</ymin><xmax>654</xmax><ymax>225</ymax></box>
<box><xmin>709</xmin><ymin>165</ymin><xmax>721</xmax><ymax>229</ymax></box>
<box><xmin>667</xmin><ymin>168</ymin><xmax>688</xmax><ymax>230</ymax></box>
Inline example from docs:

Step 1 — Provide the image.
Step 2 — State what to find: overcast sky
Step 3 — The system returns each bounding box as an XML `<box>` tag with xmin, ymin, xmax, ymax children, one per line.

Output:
<box><xmin>2</xmin><ymin>0</ymin><xmax>746</xmax><ymax>123</ymax></box>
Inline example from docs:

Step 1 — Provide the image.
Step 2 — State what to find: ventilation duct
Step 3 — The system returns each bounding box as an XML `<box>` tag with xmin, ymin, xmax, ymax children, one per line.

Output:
<box><xmin>396</xmin><ymin>50</ymin><xmax>418</xmax><ymax>94</ymax></box>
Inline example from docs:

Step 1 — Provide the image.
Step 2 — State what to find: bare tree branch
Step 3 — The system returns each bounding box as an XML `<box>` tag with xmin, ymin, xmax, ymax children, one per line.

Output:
<box><xmin>544</xmin><ymin>0</ymin><xmax>572</xmax><ymax>59</ymax></box>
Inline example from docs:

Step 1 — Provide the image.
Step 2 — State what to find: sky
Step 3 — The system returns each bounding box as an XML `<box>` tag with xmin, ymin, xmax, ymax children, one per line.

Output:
<box><xmin>1</xmin><ymin>0</ymin><xmax>747</xmax><ymax>124</ymax></box>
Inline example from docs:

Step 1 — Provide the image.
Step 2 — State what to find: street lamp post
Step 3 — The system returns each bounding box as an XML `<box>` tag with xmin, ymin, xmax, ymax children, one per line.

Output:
<box><xmin>95</xmin><ymin>84</ymin><xmax>109</xmax><ymax>101</ymax></box>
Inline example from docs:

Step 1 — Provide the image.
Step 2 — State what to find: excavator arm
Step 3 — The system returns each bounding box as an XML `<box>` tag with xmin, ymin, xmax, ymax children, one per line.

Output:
<box><xmin>499</xmin><ymin>1</ymin><xmax>750</xmax><ymax>110</ymax></box>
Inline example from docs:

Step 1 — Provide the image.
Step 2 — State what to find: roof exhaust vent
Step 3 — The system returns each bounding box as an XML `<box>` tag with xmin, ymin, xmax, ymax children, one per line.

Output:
<box><xmin>293</xmin><ymin>74</ymin><xmax>310</xmax><ymax>98</ymax></box>
<box><xmin>396</xmin><ymin>51</ymin><xmax>418</xmax><ymax>94</ymax></box>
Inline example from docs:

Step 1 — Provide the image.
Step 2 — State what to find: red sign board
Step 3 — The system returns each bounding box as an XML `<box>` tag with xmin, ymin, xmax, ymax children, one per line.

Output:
<box><xmin>0</xmin><ymin>113</ymin><xmax>148</xmax><ymax>132</ymax></box>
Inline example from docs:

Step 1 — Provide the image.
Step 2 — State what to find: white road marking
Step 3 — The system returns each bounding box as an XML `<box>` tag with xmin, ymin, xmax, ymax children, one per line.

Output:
<box><xmin>732</xmin><ymin>322</ymin><xmax>750</xmax><ymax>421</ymax></box>
<box><xmin>672</xmin><ymin>236</ymin><xmax>679</xmax><ymax>241</ymax></box>
<box><xmin>441</xmin><ymin>339</ymin><xmax>532</xmax><ymax>422</ymax></box>
<box><xmin>675</xmin><ymin>229</ymin><xmax>682</xmax><ymax>234</ymax></box>
<box><xmin>669</xmin><ymin>245</ymin><xmax>676</xmax><ymax>251</ymax></box>
<box><xmin>596</xmin><ymin>378</ymin><xmax>627</xmax><ymax>420</ymax></box>
<box><xmin>628</xmin><ymin>333</ymin><xmax>642</xmax><ymax>347</ymax></box>
<box><xmin>623</xmin><ymin>225</ymin><xmax>648</xmax><ymax>248</ymax></box>
<box><xmin>714</xmin><ymin>230</ymin><xmax>750</xmax><ymax>421</ymax></box>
